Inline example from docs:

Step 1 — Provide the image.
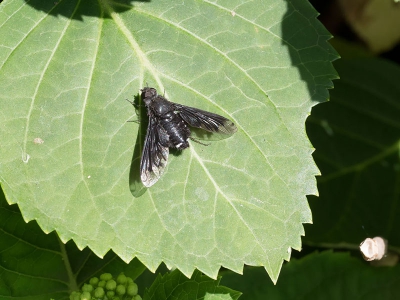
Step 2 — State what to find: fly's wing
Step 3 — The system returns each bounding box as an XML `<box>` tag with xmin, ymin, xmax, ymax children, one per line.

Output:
<box><xmin>175</xmin><ymin>104</ymin><xmax>237</xmax><ymax>135</ymax></box>
<box><xmin>140</xmin><ymin>116</ymin><xmax>169</xmax><ymax>187</ymax></box>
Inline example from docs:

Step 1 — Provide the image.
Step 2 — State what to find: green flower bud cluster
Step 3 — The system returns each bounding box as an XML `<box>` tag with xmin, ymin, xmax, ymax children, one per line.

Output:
<box><xmin>70</xmin><ymin>272</ymin><xmax>142</xmax><ymax>300</ymax></box>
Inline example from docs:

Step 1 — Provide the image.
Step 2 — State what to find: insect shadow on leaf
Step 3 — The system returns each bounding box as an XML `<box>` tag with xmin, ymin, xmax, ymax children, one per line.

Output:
<box><xmin>127</xmin><ymin>93</ymin><xmax>148</xmax><ymax>197</ymax></box>
<box><xmin>128</xmin><ymin>86</ymin><xmax>237</xmax><ymax>191</ymax></box>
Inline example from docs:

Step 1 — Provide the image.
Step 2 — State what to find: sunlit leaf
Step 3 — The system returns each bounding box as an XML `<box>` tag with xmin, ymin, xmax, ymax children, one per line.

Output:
<box><xmin>0</xmin><ymin>0</ymin><xmax>337</xmax><ymax>282</ymax></box>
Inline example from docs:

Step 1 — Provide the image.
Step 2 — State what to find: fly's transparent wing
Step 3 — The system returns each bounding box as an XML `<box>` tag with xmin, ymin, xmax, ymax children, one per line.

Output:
<box><xmin>140</xmin><ymin>116</ymin><xmax>169</xmax><ymax>187</ymax></box>
<box><xmin>175</xmin><ymin>104</ymin><xmax>237</xmax><ymax>135</ymax></box>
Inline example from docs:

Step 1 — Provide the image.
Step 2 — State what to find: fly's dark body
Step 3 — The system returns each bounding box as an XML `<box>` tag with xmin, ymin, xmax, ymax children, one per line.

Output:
<box><xmin>136</xmin><ymin>86</ymin><xmax>237</xmax><ymax>187</ymax></box>
<box><xmin>146</xmin><ymin>93</ymin><xmax>191</xmax><ymax>150</ymax></box>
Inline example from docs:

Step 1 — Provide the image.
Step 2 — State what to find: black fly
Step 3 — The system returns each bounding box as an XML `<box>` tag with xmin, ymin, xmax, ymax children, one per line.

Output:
<box><xmin>130</xmin><ymin>87</ymin><xmax>237</xmax><ymax>187</ymax></box>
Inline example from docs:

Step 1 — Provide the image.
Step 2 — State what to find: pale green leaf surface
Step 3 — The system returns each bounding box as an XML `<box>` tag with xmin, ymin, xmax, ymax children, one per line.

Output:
<box><xmin>0</xmin><ymin>0</ymin><xmax>337</xmax><ymax>282</ymax></box>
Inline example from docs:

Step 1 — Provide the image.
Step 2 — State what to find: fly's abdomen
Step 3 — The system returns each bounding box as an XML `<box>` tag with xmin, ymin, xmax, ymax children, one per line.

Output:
<box><xmin>160</xmin><ymin>113</ymin><xmax>190</xmax><ymax>150</ymax></box>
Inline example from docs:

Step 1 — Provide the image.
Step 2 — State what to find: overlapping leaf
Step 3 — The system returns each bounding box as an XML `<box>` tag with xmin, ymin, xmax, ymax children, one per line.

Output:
<box><xmin>0</xmin><ymin>191</ymin><xmax>146</xmax><ymax>299</ymax></box>
<box><xmin>222</xmin><ymin>251</ymin><xmax>400</xmax><ymax>299</ymax></box>
<box><xmin>305</xmin><ymin>58</ymin><xmax>400</xmax><ymax>246</ymax></box>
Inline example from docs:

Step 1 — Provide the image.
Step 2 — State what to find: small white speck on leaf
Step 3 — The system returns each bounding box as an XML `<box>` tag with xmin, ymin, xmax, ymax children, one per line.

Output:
<box><xmin>33</xmin><ymin>137</ymin><xmax>44</xmax><ymax>144</ymax></box>
<box><xmin>22</xmin><ymin>152</ymin><xmax>30</xmax><ymax>163</ymax></box>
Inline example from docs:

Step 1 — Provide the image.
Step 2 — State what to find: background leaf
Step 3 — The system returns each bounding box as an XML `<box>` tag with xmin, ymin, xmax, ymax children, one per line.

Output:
<box><xmin>144</xmin><ymin>269</ymin><xmax>241</xmax><ymax>300</ymax></box>
<box><xmin>305</xmin><ymin>58</ymin><xmax>400</xmax><ymax>247</ymax></box>
<box><xmin>221</xmin><ymin>251</ymin><xmax>400</xmax><ymax>299</ymax></box>
<box><xmin>0</xmin><ymin>190</ymin><xmax>146</xmax><ymax>299</ymax></box>
<box><xmin>0</xmin><ymin>0</ymin><xmax>337</xmax><ymax>282</ymax></box>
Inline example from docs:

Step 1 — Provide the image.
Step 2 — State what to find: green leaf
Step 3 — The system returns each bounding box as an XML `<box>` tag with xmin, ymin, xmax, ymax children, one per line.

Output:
<box><xmin>0</xmin><ymin>0</ymin><xmax>337</xmax><ymax>282</ymax></box>
<box><xmin>221</xmin><ymin>251</ymin><xmax>400</xmax><ymax>299</ymax></box>
<box><xmin>0</xmin><ymin>190</ymin><xmax>146</xmax><ymax>299</ymax></box>
<box><xmin>305</xmin><ymin>58</ymin><xmax>400</xmax><ymax>247</ymax></box>
<box><xmin>144</xmin><ymin>269</ymin><xmax>241</xmax><ymax>300</ymax></box>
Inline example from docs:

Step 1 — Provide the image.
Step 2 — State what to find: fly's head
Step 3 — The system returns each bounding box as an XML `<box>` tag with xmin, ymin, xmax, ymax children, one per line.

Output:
<box><xmin>141</xmin><ymin>87</ymin><xmax>158</xmax><ymax>106</ymax></box>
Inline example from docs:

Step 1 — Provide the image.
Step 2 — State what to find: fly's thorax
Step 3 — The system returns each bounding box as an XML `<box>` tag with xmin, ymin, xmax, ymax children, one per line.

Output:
<box><xmin>152</xmin><ymin>97</ymin><xmax>174</xmax><ymax>116</ymax></box>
